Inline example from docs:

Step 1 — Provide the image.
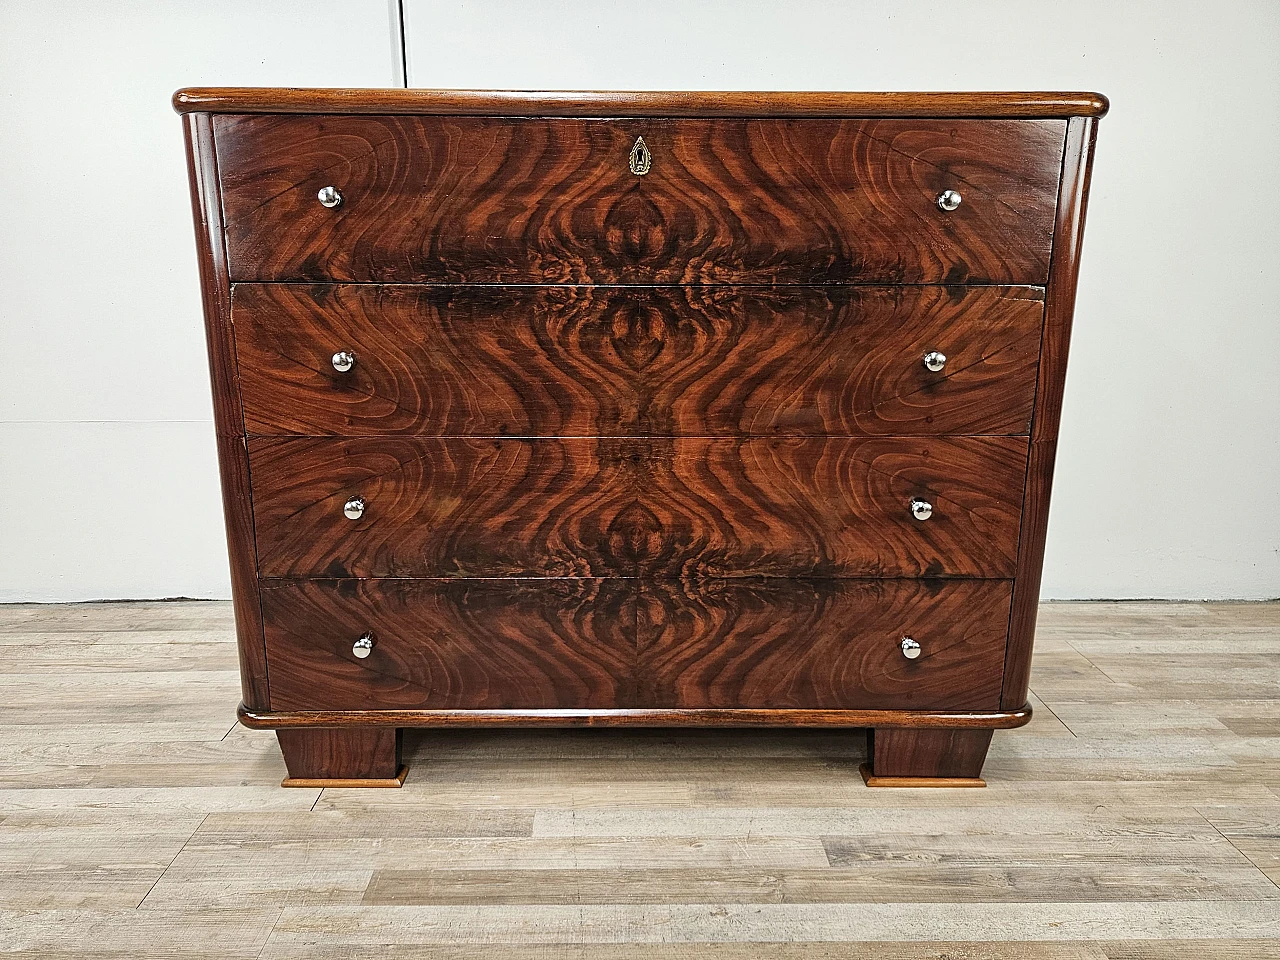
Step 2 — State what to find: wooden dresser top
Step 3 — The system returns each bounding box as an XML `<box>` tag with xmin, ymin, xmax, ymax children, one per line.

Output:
<box><xmin>173</xmin><ymin>88</ymin><xmax>1109</xmax><ymax>118</ymax></box>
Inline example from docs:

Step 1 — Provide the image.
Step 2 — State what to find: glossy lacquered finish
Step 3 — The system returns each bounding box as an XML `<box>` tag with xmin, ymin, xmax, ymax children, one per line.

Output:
<box><xmin>173</xmin><ymin>87</ymin><xmax>1109</xmax><ymax>118</ymax></box>
<box><xmin>1002</xmin><ymin>116</ymin><xmax>1100</xmax><ymax>711</ymax></box>
<box><xmin>276</xmin><ymin>726</ymin><xmax>403</xmax><ymax>787</ymax></box>
<box><xmin>181</xmin><ymin>113</ymin><xmax>269</xmax><ymax>710</ymax></box>
<box><xmin>214</xmin><ymin>115</ymin><xmax>1065</xmax><ymax>285</ymax></box>
<box><xmin>247</xmin><ymin>435</ymin><xmax>1027</xmax><ymax>579</ymax></box>
<box><xmin>260</xmin><ymin>578</ymin><xmax>1012</xmax><ymax>712</ymax></box>
<box><xmin>232</xmin><ymin>283</ymin><xmax>1044</xmax><ymax>438</ymax></box>
<box><xmin>178</xmin><ymin>88</ymin><xmax>1101</xmax><ymax>788</ymax></box>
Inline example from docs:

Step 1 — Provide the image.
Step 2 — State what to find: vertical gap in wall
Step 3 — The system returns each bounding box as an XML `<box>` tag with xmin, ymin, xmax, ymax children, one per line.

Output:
<box><xmin>396</xmin><ymin>0</ymin><xmax>410</xmax><ymax>87</ymax></box>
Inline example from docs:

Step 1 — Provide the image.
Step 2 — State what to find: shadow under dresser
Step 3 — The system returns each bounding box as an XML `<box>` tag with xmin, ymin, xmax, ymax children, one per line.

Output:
<box><xmin>175</xmin><ymin>88</ymin><xmax>1105</xmax><ymax>787</ymax></box>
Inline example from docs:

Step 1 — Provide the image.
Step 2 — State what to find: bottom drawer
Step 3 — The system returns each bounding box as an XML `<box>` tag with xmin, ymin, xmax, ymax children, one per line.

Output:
<box><xmin>260</xmin><ymin>578</ymin><xmax>1012</xmax><ymax>712</ymax></box>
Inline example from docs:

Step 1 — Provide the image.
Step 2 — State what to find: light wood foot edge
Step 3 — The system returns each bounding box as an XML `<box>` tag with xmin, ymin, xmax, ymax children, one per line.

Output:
<box><xmin>863</xmin><ymin>727</ymin><xmax>994</xmax><ymax>786</ymax></box>
<box><xmin>858</xmin><ymin>762</ymin><xmax>985</xmax><ymax>788</ymax></box>
<box><xmin>282</xmin><ymin>765</ymin><xmax>409</xmax><ymax>789</ymax></box>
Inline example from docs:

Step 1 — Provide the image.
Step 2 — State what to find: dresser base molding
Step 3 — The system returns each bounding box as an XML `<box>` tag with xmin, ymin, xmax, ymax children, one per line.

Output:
<box><xmin>241</xmin><ymin>703</ymin><xmax>1031</xmax><ymax>730</ymax></box>
<box><xmin>248</xmin><ymin>704</ymin><xmax>1027</xmax><ymax>787</ymax></box>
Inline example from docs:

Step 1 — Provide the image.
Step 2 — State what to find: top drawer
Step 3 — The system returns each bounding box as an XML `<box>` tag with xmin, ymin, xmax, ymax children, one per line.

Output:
<box><xmin>214</xmin><ymin>116</ymin><xmax>1065</xmax><ymax>285</ymax></box>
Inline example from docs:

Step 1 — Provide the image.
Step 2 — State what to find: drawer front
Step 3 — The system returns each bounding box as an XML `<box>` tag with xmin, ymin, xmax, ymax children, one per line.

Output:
<box><xmin>234</xmin><ymin>283</ymin><xmax>1043</xmax><ymax>437</ymax></box>
<box><xmin>637</xmin><ymin>578</ymin><xmax>1012</xmax><ymax>710</ymax></box>
<box><xmin>215</xmin><ymin>116</ymin><xmax>1064</xmax><ymax>284</ymax></box>
<box><xmin>261</xmin><ymin>577</ymin><xmax>1010</xmax><ymax>711</ymax></box>
<box><xmin>249</xmin><ymin>436</ymin><xmax>1026</xmax><ymax>579</ymax></box>
<box><xmin>262</xmin><ymin>578</ymin><xmax>635</xmax><ymax>711</ymax></box>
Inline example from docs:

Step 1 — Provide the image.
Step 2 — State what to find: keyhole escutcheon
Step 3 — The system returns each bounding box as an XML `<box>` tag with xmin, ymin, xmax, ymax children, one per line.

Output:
<box><xmin>629</xmin><ymin>136</ymin><xmax>652</xmax><ymax>176</ymax></box>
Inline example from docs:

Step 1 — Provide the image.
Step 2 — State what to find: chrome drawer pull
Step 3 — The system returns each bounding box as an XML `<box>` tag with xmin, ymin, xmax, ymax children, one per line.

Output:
<box><xmin>910</xmin><ymin>498</ymin><xmax>933</xmax><ymax>521</ymax></box>
<box><xmin>923</xmin><ymin>350</ymin><xmax>947</xmax><ymax>373</ymax></box>
<box><xmin>317</xmin><ymin>185</ymin><xmax>343</xmax><ymax>208</ymax></box>
<box><xmin>352</xmin><ymin>632</ymin><xmax>375</xmax><ymax>659</ymax></box>
<box><xmin>343</xmin><ymin>496</ymin><xmax>366</xmax><ymax>520</ymax></box>
<box><xmin>936</xmin><ymin>189</ymin><xmax>962</xmax><ymax>211</ymax></box>
<box><xmin>900</xmin><ymin>636</ymin><xmax>922</xmax><ymax>660</ymax></box>
<box><xmin>331</xmin><ymin>350</ymin><xmax>356</xmax><ymax>373</ymax></box>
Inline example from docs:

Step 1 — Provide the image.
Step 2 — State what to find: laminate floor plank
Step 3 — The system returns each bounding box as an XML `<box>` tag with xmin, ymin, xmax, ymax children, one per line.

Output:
<box><xmin>0</xmin><ymin>600</ymin><xmax>235</xmax><ymax>634</ymax></box>
<box><xmin>0</xmin><ymin>907</ymin><xmax>277</xmax><ymax>956</ymax></box>
<box><xmin>192</xmin><ymin>809</ymin><xmax>536</xmax><ymax>841</ymax></box>
<box><xmin>1</xmin><ymin>599</ymin><xmax>1278</xmax><ymax>956</ymax></box>
<box><xmin>1100</xmin><ymin>940</ymin><xmax>1280</xmax><ymax>959</ymax></box>
<box><xmin>1048</xmin><ymin>699</ymin><xmax>1280</xmax><ymax>735</ymax></box>
<box><xmin>361</xmin><ymin>860</ymin><xmax>1276</xmax><ymax>905</ymax></box>
<box><xmin>0</xmin><ymin>785</ymin><xmax>320</xmax><ymax>814</ymax></box>
<box><xmin>258</xmin><ymin>901</ymin><xmax>1280</xmax><ymax>944</ymax></box>
<box><xmin>162</xmin><ymin>835</ymin><xmax>831</xmax><ymax>873</ymax></box>
<box><xmin>314</xmin><ymin>780</ymin><xmax>701</xmax><ymax>808</ymax></box>
<box><xmin>138</xmin><ymin>869</ymin><xmax>374</xmax><ymax>910</ymax></box>
<box><xmin>690</xmin><ymin>777</ymin><xmax>1279</xmax><ymax>808</ymax></box>
<box><xmin>0</xmin><ymin>730</ymin><xmax>272</xmax><ymax>767</ymax></box>
<box><xmin>258</xmin><ymin>943</ymin><xmax>1113</xmax><ymax>960</ymax></box>
<box><xmin>0</xmin><ymin>642</ymin><xmax>238</xmax><ymax>672</ymax></box>
<box><xmin>0</xmin><ymin>719</ymin><xmax>237</xmax><ymax>746</ymax></box>
<box><xmin>530</xmin><ymin>804</ymin><xmax>1237</xmax><ymax>839</ymax></box>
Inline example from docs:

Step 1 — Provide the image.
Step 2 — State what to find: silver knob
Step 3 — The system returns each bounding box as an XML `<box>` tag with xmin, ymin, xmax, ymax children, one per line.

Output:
<box><xmin>317</xmin><ymin>185</ymin><xmax>343</xmax><ymax>208</ymax></box>
<box><xmin>910</xmin><ymin>498</ymin><xmax>933</xmax><ymax>521</ymax></box>
<box><xmin>900</xmin><ymin>636</ymin><xmax>922</xmax><ymax>660</ymax></box>
<box><xmin>923</xmin><ymin>350</ymin><xmax>947</xmax><ymax>373</ymax></box>
<box><xmin>343</xmin><ymin>496</ymin><xmax>366</xmax><ymax>520</ymax></box>
<box><xmin>937</xmin><ymin>189</ymin><xmax>962</xmax><ymax>211</ymax></box>
<box><xmin>332</xmin><ymin>350</ymin><xmax>356</xmax><ymax>373</ymax></box>
<box><xmin>352</xmin><ymin>632</ymin><xmax>375</xmax><ymax>659</ymax></box>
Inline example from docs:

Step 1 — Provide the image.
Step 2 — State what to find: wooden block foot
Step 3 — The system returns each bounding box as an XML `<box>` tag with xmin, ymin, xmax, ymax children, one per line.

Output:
<box><xmin>862</xmin><ymin>727</ymin><xmax>993</xmax><ymax>787</ymax></box>
<box><xmin>276</xmin><ymin>727</ymin><xmax>404</xmax><ymax>787</ymax></box>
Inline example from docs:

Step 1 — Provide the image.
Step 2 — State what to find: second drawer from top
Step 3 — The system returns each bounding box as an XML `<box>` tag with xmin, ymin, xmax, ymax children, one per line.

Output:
<box><xmin>233</xmin><ymin>283</ymin><xmax>1044</xmax><ymax>437</ymax></box>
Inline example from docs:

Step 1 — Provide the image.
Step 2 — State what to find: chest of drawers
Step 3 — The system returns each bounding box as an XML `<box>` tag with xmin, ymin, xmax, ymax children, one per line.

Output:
<box><xmin>177</xmin><ymin>89</ymin><xmax>1104</xmax><ymax>787</ymax></box>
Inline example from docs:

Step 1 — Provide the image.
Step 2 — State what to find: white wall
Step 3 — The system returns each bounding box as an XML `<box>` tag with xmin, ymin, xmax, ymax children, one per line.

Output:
<box><xmin>0</xmin><ymin>1</ymin><xmax>400</xmax><ymax>602</ymax></box>
<box><xmin>1</xmin><ymin>1</ymin><xmax>1276</xmax><ymax>601</ymax></box>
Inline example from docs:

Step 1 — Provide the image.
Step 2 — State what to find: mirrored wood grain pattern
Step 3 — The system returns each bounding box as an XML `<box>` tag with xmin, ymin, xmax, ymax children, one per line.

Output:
<box><xmin>214</xmin><ymin>116</ymin><xmax>1065</xmax><ymax>284</ymax></box>
<box><xmin>248</xmin><ymin>436</ymin><xmax>1027</xmax><ymax>579</ymax></box>
<box><xmin>233</xmin><ymin>283</ymin><xmax>1043</xmax><ymax>437</ymax></box>
<box><xmin>260</xmin><ymin>578</ymin><xmax>1010</xmax><ymax>712</ymax></box>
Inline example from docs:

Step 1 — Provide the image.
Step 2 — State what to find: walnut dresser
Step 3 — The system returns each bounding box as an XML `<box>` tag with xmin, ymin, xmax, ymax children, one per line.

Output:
<box><xmin>175</xmin><ymin>88</ymin><xmax>1104</xmax><ymax>787</ymax></box>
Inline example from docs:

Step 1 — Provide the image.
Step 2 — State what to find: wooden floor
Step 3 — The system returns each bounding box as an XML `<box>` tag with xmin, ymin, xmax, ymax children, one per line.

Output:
<box><xmin>0</xmin><ymin>601</ymin><xmax>1277</xmax><ymax>958</ymax></box>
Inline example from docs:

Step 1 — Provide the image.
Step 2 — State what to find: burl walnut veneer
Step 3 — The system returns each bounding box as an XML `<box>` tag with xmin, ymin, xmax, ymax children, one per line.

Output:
<box><xmin>176</xmin><ymin>88</ymin><xmax>1104</xmax><ymax>787</ymax></box>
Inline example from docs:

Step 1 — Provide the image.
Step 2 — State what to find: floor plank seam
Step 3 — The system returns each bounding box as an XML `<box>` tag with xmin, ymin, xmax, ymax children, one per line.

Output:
<box><xmin>1200</xmin><ymin>813</ymin><xmax>1280</xmax><ymax>895</ymax></box>
<box><xmin>255</xmin><ymin>906</ymin><xmax>287</xmax><ymax>959</ymax></box>
<box><xmin>1028</xmin><ymin>689</ymin><xmax>1078</xmax><ymax>737</ymax></box>
<box><xmin>134</xmin><ymin>812</ymin><xmax>207</xmax><ymax>909</ymax></box>
<box><xmin>1060</xmin><ymin>637</ymin><xmax>1121</xmax><ymax>684</ymax></box>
